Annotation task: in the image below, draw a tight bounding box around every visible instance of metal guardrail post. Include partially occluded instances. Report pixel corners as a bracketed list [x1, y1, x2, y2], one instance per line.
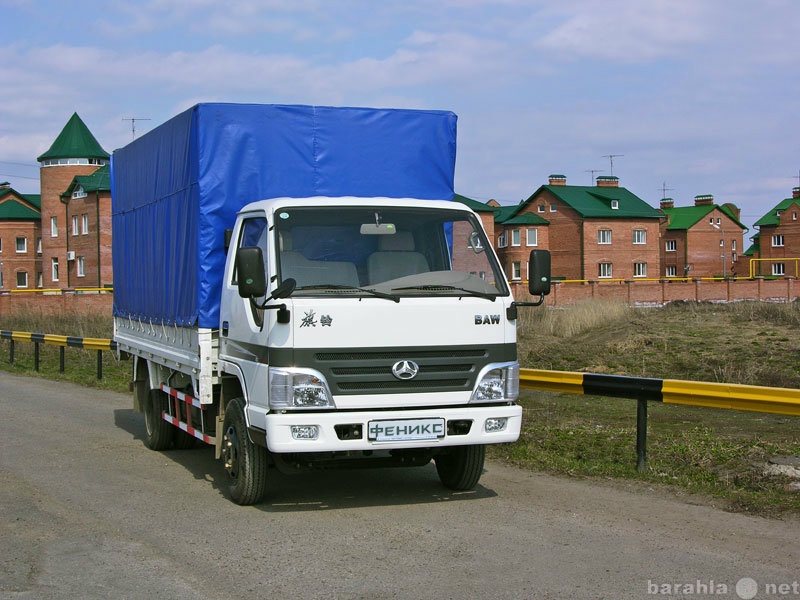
[9, 339, 14, 365]
[636, 398, 648, 472]
[34, 341, 40, 372]
[97, 350, 103, 380]
[60, 347, 66, 373]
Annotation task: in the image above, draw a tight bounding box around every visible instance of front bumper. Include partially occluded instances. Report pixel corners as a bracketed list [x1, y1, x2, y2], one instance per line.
[257, 404, 522, 453]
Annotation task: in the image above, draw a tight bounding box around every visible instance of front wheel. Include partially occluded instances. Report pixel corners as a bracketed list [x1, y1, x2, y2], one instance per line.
[221, 397, 268, 505]
[435, 444, 486, 490]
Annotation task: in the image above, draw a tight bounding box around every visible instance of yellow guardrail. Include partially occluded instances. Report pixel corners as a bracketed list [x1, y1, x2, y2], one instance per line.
[519, 368, 800, 470]
[0, 330, 115, 379]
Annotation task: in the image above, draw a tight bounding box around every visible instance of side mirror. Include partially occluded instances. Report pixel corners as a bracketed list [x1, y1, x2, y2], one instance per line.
[528, 249, 551, 297]
[236, 247, 267, 298]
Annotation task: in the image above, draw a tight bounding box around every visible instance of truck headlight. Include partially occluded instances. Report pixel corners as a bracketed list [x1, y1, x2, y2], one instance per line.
[269, 368, 335, 410]
[470, 362, 519, 403]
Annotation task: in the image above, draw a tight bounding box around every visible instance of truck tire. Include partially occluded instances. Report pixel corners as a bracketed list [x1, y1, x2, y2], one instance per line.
[173, 430, 197, 450]
[435, 444, 486, 490]
[221, 397, 268, 505]
[143, 389, 174, 451]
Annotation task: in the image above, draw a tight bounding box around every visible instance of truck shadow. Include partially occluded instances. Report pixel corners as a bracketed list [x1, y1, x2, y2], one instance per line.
[114, 408, 498, 511]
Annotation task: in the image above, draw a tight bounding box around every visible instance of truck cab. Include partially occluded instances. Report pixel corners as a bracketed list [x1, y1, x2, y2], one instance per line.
[216, 196, 547, 502]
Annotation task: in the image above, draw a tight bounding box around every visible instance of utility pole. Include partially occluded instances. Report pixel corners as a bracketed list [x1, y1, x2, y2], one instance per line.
[602, 154, 624, 176]
[122, 117, 151, 141]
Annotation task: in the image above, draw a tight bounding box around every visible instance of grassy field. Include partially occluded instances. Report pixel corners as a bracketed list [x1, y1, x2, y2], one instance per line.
[1, 302, 798, 516]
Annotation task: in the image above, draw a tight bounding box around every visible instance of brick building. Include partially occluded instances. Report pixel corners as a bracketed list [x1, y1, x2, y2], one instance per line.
[659, 194, 746, 278]
[0, 183, 42, 289]
[748, 187, 800, 277]
[513, 175, 663, 281]
[60, 165, 112, 288]
[36, 113, 110, 289]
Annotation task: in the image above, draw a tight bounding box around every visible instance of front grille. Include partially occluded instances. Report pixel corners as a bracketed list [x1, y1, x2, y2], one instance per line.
[314, 347, 489, 396]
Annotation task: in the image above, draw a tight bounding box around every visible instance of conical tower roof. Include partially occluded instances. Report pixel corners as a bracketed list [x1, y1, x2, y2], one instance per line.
[37, 112, 109, 162]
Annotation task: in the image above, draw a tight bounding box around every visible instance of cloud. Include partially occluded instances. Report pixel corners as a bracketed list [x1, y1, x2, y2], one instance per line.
[537, 0, 709, 62]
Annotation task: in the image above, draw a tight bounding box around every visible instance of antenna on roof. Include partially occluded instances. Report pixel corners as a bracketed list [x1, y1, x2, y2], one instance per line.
[660, 181, 674, 199]
[602, 154, 624, 176]
[122, 117, 151, 140]
[585, 169, 603, 184]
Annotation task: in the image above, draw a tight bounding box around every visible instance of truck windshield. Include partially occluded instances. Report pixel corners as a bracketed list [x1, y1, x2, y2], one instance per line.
[274, 205, 508, 299]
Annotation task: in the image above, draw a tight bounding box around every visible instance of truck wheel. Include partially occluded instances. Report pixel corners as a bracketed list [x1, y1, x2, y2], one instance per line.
[221, 397, 267, 505]
[173, 430, 197, 450]
[435, 444, 486, 490]
[143, 389, 174, 451]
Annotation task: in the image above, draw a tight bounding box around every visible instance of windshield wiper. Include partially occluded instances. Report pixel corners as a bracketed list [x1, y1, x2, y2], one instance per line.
[294, 284, 400, 303]
[391, 284, 497, 301]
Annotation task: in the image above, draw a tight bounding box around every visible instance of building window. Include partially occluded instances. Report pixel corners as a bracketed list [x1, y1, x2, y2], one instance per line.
[633, 230, 646, 245]
[498, 231, 507, 248]
[537, 205, 545, 213]
[732, 252, 737, 262]
[731, 240, 736, 251]
[0, 237, 3, 252]
[511, 229, 521, 247]
[77, 256, 85, 278]
[51, 216, 58, 237]
[550, 204, 557, 212]
[665, 266, 677, 277]
[634, 262, 647, 278]
[511, 261, 522, 280]
[772, 263, 785, 276]
[82, 214, 89, 235]
[772, 234, 785, 247]
[526, 228, 538, 246]
[51, 258, 59, 282]
[793, 212, 797, 221]
[16, 271, 28, 288]
[665, 239, 676, 252]
[15, 237, 27, 253]
[36, 238, 42, 254]
[598, 229, 612, 245]
[72, 215, 79, 236]
[611, 200, 619, 210]
[598, 263, 613, 278]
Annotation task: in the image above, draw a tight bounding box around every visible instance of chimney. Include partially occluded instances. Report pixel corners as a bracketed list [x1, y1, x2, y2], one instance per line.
[548, 174, 567, 186]
[694, 194, 714, 206]
[660, 198, 674, 210]
[722, 202, 741, 222]
[596, 175, 619, 188]
[793, 187, 800, 199]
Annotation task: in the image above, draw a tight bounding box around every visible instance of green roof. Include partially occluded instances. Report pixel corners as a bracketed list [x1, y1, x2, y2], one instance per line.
[500, 212, 549, 226]
[37, 113, 109, 162]
[453, 193, 497, 213]
[493, 204, 520, 223]
[0, 187, 41, 220]
[661, 204, 746, 231]
[526, 184, 662, 219]
[753, 197, 800, 227]
[61, 164, 110, 197]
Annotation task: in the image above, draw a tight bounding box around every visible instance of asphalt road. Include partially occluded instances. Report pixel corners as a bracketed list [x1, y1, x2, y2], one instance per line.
[1, 372, 797, 600]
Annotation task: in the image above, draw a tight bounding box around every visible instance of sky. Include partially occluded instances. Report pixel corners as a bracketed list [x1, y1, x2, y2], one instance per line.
[1, 0, 799, 236]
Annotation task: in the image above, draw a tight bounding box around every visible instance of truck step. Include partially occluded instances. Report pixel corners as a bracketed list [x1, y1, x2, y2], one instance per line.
[160, 384, 216, 445]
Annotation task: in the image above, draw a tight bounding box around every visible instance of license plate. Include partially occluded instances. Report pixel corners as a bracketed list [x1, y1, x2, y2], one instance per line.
[367, 418, 446, 442]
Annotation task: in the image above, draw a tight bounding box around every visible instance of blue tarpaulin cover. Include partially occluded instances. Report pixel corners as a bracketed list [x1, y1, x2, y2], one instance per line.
[111, 103, 457, 328]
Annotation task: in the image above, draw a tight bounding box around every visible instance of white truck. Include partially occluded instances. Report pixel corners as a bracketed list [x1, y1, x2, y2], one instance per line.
[112, 104, 550, 504]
